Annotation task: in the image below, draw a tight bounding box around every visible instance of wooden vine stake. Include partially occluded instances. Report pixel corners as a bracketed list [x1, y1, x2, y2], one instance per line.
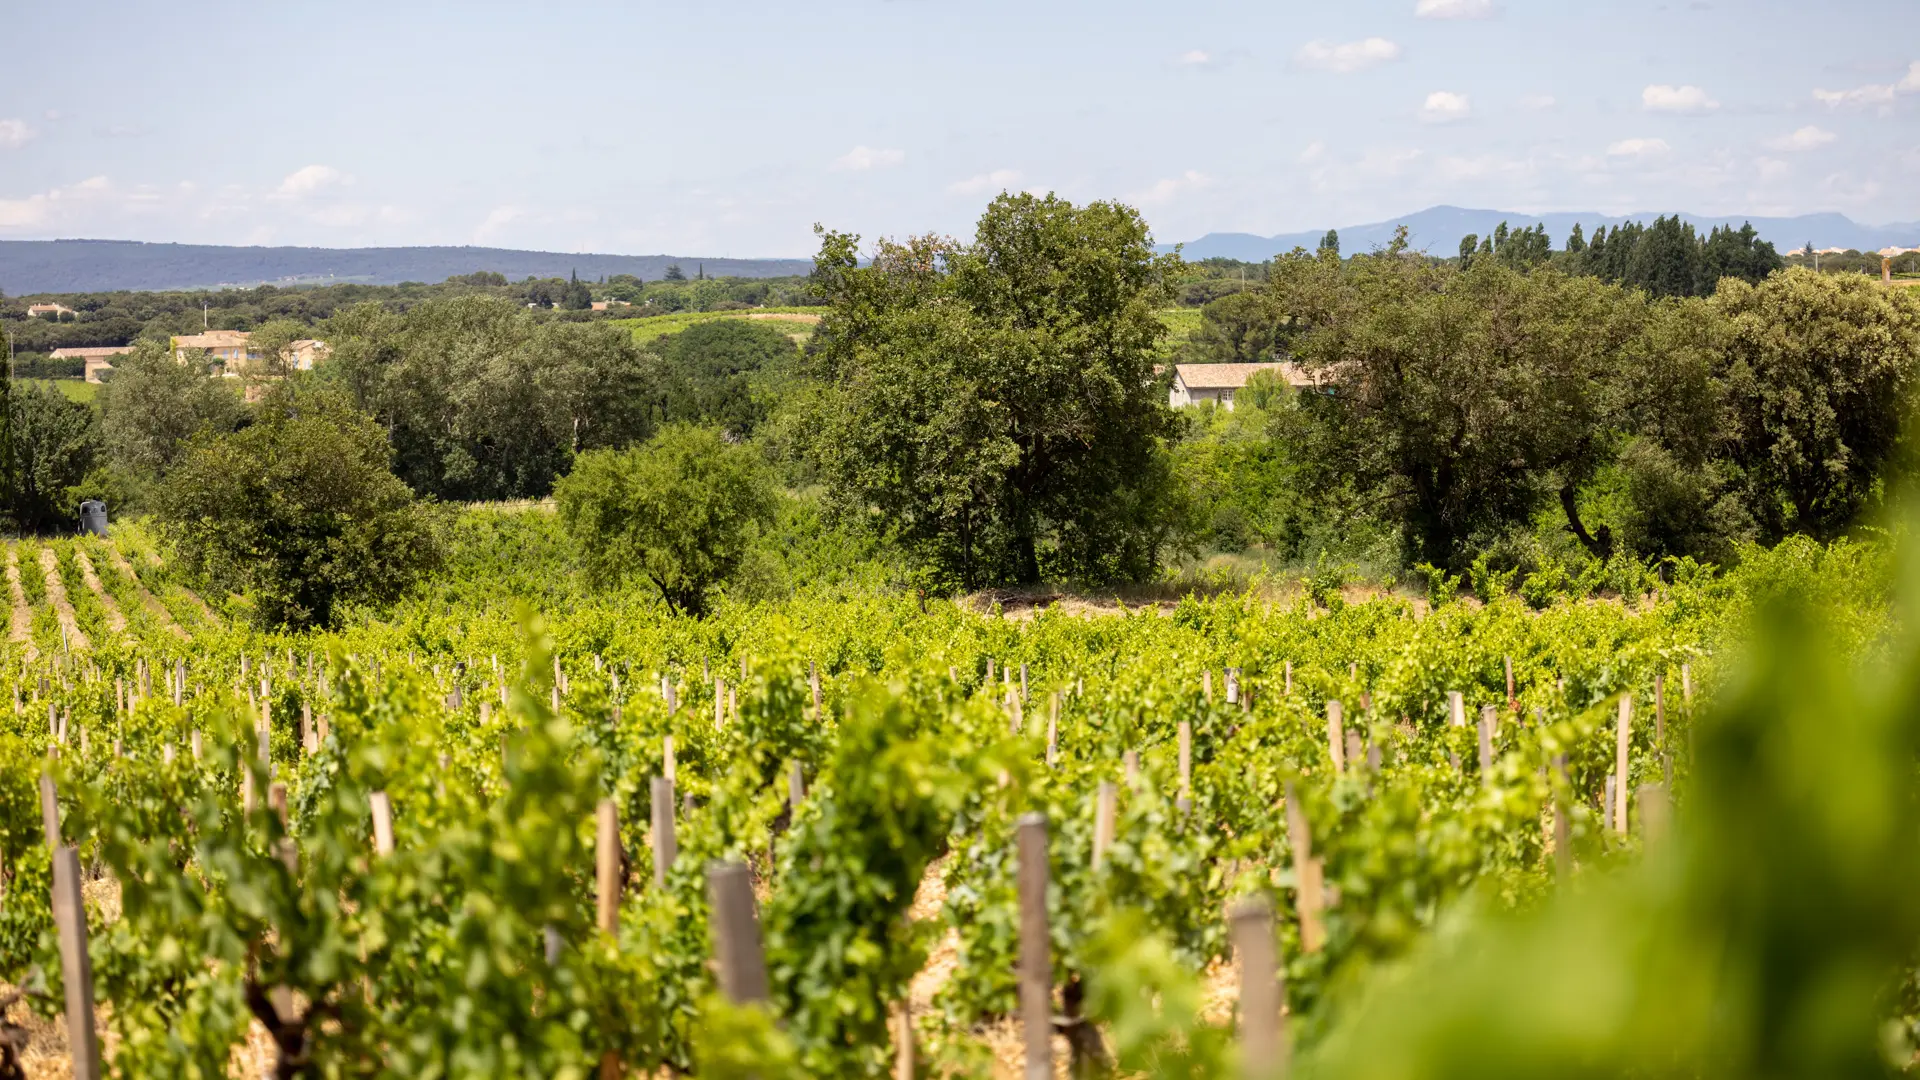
[1504, 655, 1516, 709]
[1177, 720, 1193, 808]
[1230, 893, 1287, 1080]
[1551, 754, 1572, 878]
[1203, 669, 1213, 701]
[38, 774, 59, 852]
[707, 861, 769, 1004]
[893, 1000, 916, 1080]
[651, 776, 677, 888]
[369, 791, 395, 856]
[596, 798, 622, 933]
[1015, 813, 1052, 1080]
[788, 761, 806, 809]
[1637, 783, 1671, 843]
[52, 843, 101, 1080]
[1283, 661, 1293, 696]
[1123, 749, 1140, 786]
[1092, 782, 1117, 870]
[1447, 691, 1465, 728]
[1284, 781, 1325, 953]
[1325, 701, 1345, 773]
[1654, 673, 1672, 786]
[1477, 706, 1495, 783]
[1614, 695, 1632, 835]
[1046, 693, 1059, 766]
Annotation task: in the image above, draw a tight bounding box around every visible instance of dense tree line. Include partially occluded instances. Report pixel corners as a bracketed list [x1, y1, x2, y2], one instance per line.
[1, 195, 1913, 616]
[1175, 234, 1920, 577]
[0, 272, 823, 359]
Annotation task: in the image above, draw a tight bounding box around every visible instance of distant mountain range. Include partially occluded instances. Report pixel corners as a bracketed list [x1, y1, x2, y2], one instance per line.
[1167, 206, 1920, 262]
[0, 240, 814, 295]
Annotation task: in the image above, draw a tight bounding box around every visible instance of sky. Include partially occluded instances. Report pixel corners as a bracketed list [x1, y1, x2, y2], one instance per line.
[0, 0, 1915, 258]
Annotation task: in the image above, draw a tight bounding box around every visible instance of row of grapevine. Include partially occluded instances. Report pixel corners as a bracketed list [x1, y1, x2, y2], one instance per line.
[0, 522, 1893, 1077]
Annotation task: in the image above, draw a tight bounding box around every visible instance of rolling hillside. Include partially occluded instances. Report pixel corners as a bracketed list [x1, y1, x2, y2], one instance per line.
[0, 239, 813, 294]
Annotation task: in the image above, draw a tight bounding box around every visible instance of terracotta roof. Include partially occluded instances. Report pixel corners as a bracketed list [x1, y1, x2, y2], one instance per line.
[1174, 362, 1310, 390]
[172, 330, 252, 349]
[49, 346, 133, 359]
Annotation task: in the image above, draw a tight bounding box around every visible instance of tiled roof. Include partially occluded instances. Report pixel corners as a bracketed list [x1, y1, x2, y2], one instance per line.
[49, 346, 134, 359]
[1174, 362, 1311, 390]
[172, 330, 252, 349]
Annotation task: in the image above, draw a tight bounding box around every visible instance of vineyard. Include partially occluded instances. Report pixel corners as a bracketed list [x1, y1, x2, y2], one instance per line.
[0, 509, 1910, 1079]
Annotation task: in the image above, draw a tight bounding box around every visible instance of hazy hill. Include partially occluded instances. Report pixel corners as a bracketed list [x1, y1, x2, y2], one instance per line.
[1169, 206, 1920, 262]
[0, 240, 814, 295]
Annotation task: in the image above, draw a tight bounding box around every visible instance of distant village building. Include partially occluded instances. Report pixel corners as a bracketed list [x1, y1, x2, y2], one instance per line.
[589, 300, 633, 311]
[50, 346, 135, 383]
[172, 330, 259, 369]
[288, 339, 331, 369]
[26, 303, 76, 319]
[170, 330, 329, 375]
[1168, 362, 1312, 410]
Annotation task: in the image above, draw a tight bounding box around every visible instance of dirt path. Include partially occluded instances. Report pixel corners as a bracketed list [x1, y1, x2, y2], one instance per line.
[72, 548, 126, 635]
[38, 548, 90, 652]
[99, 541, 188, 640]
[175, 584, 220, 627]
[4, 544, 33, 656]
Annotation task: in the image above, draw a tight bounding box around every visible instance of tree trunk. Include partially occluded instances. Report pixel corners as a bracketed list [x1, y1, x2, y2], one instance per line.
[1016, 530, 1041, 586]
[1558, 483, 1612, 561]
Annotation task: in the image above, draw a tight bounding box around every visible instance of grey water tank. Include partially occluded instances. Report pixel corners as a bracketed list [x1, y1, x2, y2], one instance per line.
[78, 500, 108, 537]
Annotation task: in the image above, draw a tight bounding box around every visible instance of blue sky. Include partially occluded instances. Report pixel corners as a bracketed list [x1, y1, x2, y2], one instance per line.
[0, 0, 1913, 257]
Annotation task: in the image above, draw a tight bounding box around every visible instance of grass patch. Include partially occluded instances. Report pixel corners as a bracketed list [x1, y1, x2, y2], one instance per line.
[20, 379, 99, 405]
[610, 307, 824, 346]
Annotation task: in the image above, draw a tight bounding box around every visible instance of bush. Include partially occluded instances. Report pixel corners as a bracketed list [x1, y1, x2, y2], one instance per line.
[156, 382, 442, 629]
[553, 424, 776, 616]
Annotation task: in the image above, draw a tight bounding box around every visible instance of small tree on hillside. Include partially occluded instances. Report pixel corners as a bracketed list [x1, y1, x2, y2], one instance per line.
[156, 382, 442, 628]
[553, 424, 776, 616]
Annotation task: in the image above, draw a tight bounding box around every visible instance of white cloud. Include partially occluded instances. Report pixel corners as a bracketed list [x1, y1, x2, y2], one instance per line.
[1814, 84, 1896, 108]
[1764, 126, 1837, 152]
[1642, 84, 1719, 114]
[1814, 61, 1920, 108]
[1128, 170, 1209, 206]
[0, 120, 36, 149]
[0, 176, 112, 229]
[275, 164, 349, 198]
[1299, 141, 1326, 163]
[1607, 137, 1671, 158]
[948, 169, 1021, 196]
[1520, 93, 1557, 111]
[1415, 0, 1494, 18]
[1420, 91, 1472, 122]
[1295, 38, 1401, 74]
[1176, 49, 1212, 66]
[832, 145, 905, 171]
[474, 204, 525, 242]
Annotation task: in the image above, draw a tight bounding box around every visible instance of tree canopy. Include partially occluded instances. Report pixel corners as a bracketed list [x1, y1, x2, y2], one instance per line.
[553, 424, 776, 616]
[318, 296, 657, 501]
[156, 382, 443, 629]
[803, 193, 1184, 590]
